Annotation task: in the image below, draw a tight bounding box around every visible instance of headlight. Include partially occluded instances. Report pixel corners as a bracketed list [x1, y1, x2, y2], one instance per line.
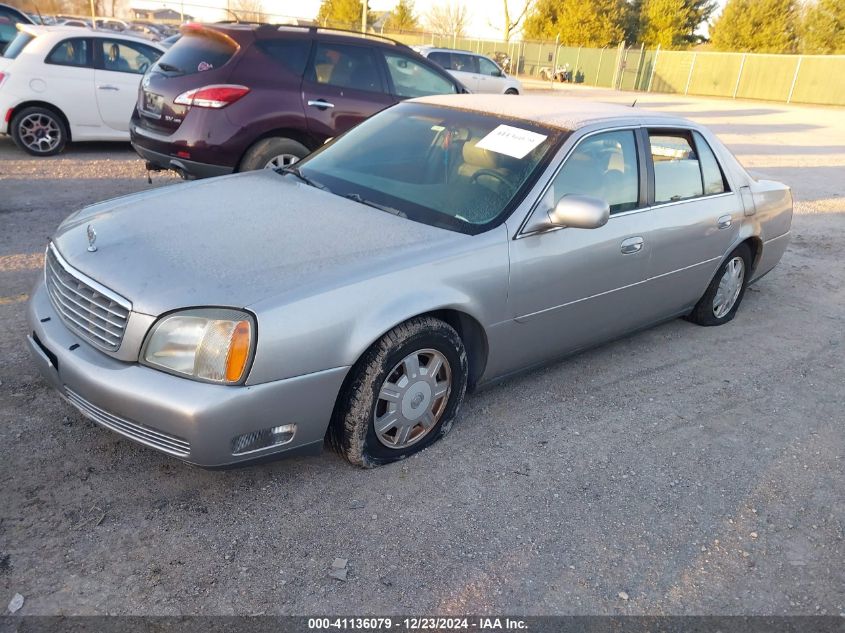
[142, 308, 255, 384]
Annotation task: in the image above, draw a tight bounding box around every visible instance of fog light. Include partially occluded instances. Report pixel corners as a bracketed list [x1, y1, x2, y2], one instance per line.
[231, 424, 296, 455]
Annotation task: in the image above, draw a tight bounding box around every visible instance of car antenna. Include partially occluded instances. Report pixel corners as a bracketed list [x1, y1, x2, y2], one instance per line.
[630, 99, 638, 107]
[34, 3, 45, 23]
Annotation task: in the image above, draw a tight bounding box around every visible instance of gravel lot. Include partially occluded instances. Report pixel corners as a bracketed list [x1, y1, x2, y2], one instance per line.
[1, 88, 843, 616]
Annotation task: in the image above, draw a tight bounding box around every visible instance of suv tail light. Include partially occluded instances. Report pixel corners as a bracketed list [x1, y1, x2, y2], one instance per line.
[174, 84, 249, 109]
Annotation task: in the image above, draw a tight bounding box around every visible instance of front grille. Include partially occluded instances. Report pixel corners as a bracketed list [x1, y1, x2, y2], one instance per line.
[65, 388, 191, 457]
[45, 244, 131, 352]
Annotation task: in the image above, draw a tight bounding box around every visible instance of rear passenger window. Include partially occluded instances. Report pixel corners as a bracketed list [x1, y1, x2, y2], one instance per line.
[256, 39, 311, 76]
[693, 131, 729, 194]
[98, 39, 160, 74]
[552, 130, 639, 214]
[649, 131, 703, 203]
[310, 43, 383, 93]
[383, 51, 457, 98]
[46, 38, 90, 67]
[428, 51, 450, 68]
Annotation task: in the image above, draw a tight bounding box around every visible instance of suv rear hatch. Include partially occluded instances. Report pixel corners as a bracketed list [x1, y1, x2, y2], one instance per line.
[136, 24, 247, 134]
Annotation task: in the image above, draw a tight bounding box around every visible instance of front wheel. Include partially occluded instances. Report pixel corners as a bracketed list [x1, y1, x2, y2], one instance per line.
[331, 316, 468, 468]
[686, 243, 752, 326]
[505, 88, 519, 95]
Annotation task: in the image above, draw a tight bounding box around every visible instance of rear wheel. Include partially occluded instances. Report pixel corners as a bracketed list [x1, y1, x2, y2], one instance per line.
[505, 88, 519, 95]
[687, 243, 752, 326]
[238, 137, 309, 172]
[11, 106, 68, 156]
[330, 316, 468, 468]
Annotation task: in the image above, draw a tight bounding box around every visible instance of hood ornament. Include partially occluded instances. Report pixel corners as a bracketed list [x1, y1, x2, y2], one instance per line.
[87, 224, 97, 252]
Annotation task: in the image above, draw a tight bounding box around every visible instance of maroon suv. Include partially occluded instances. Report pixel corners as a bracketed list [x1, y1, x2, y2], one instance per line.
[130, 23, 468, 179]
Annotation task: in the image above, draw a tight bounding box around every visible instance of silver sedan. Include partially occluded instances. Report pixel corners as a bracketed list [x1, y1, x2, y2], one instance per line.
[26, 95, 793, 468]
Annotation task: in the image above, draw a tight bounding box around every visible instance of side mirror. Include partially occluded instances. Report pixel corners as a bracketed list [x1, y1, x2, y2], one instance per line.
[548, 194, 610, 229]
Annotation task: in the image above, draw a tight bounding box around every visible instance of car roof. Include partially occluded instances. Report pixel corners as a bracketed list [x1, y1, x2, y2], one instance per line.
[18, 23, 165, 47]
[410, 94, 694, 131]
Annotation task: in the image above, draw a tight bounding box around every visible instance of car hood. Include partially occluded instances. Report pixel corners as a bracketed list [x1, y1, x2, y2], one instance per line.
[53, 171, 461, 316]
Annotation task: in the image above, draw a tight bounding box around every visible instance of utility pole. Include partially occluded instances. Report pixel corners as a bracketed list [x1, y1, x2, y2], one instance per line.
[90, 0, 96, 25]
[361, 0, 367, 33]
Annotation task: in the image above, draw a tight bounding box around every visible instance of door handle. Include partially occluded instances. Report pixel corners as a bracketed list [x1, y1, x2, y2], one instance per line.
[307, 99, 335, 109]
[97, 85, 119, 91]
[717, 214, 732, 229]
[620, 236, 644, 254]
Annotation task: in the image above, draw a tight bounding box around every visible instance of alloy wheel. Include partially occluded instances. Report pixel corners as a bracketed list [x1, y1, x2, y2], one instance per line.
[19, 113, 61, 154]
[264, 154, 300, 169]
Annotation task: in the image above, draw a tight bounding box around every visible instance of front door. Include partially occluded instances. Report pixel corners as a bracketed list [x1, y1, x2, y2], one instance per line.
[301, 41, 395, 141]
[94, 38, 161, 131]
[507, 129, 663, 370]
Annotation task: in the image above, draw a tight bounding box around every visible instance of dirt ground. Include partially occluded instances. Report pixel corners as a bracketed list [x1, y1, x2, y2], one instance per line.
[1, 87, 843, 616]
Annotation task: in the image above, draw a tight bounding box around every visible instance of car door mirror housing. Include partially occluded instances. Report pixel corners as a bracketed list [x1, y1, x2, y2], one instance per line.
[548, 194, 610, 229]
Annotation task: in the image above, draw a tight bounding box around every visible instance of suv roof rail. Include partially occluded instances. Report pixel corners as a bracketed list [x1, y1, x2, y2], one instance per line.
[253, 22, 405, 46]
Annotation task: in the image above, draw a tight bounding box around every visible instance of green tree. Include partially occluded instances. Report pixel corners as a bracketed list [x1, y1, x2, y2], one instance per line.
[639, 0, 714, 47]
[523, 0, 627, 46]
[710, 0, 799, 53]
[384, 0, 419, 31]
[801, 0, 845, 54]
[317, 0, 369, 28]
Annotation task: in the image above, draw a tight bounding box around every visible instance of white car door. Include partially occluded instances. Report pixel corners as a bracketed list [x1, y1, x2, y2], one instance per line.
[476, 56, 507, 93]
[39, 37, 101, 131]
[93, 37, 161, 132]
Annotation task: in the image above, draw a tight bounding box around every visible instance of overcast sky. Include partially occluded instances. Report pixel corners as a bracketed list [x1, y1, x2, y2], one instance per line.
[131, 0, 728, 40]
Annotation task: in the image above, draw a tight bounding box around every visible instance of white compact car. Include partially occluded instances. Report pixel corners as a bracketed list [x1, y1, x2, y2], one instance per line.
[413, 46, 522, 95]
[0, 25, 164, 155]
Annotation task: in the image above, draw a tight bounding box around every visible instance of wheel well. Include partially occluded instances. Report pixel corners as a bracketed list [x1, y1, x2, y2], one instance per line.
[236, 127, 318, 170]
[9, 101, 72, 141]
[742, 236, 763, 274]
[426, 309, 489, 391]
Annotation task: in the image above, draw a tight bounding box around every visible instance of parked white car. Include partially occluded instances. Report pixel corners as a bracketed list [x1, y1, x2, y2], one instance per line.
[0, 25, 164, 155]
[413, 46, 522, 95]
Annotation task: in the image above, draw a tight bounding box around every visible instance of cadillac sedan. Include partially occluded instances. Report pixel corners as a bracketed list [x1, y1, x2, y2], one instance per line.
[26, 95, 793, 468]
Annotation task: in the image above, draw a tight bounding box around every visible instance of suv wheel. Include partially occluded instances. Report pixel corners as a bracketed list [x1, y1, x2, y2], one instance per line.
[239, 137, 310, 172]
[11, 106, 68, 156]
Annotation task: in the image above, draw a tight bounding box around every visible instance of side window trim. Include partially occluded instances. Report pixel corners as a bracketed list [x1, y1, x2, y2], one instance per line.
[691, 129, 731, 194]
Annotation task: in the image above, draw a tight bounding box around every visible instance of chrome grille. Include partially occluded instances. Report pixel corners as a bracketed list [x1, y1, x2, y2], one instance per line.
[65, 388, 191, 457]
[45, 244, 131, 352]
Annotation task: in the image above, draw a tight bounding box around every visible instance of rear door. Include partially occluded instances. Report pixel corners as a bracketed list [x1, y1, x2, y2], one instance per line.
[93, 37, 161, 131]
[641, 127, 741, 313]
[301, 41, 394, 141]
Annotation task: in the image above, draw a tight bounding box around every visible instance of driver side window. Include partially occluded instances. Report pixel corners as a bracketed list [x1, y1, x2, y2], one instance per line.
[550, 130, 639, 214]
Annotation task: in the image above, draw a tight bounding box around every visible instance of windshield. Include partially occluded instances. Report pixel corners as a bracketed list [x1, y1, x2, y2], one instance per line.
[295, 103, 564, 234]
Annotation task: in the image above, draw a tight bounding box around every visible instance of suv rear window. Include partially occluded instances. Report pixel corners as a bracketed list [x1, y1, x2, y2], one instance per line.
[2, 31, 33, 58]
[153, 31, 236, 76]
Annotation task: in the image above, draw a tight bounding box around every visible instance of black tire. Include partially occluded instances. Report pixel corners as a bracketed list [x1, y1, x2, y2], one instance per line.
[330, 316, 468, 468]
[10, 106, 68, 156]
[686, 243, 752, 326]
[238, 137, 310, 171]
[505, 88, 519, 95]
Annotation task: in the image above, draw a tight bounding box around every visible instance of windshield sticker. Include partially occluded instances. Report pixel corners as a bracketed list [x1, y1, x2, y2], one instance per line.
[476, 125, 548, 159]
[197, 61, 213, 72]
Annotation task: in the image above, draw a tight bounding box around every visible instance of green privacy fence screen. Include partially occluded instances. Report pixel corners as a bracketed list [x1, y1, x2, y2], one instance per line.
[383, 30, 845, 106]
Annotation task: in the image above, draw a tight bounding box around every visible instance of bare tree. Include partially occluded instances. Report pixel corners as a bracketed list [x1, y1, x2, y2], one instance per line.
[233, 0, 264, 22]
[502, 0, 533, 41]
[425, 1, 470, 37]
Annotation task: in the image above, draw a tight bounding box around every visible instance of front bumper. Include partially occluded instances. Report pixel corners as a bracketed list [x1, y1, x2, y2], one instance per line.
[26, 281, 349, 468]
